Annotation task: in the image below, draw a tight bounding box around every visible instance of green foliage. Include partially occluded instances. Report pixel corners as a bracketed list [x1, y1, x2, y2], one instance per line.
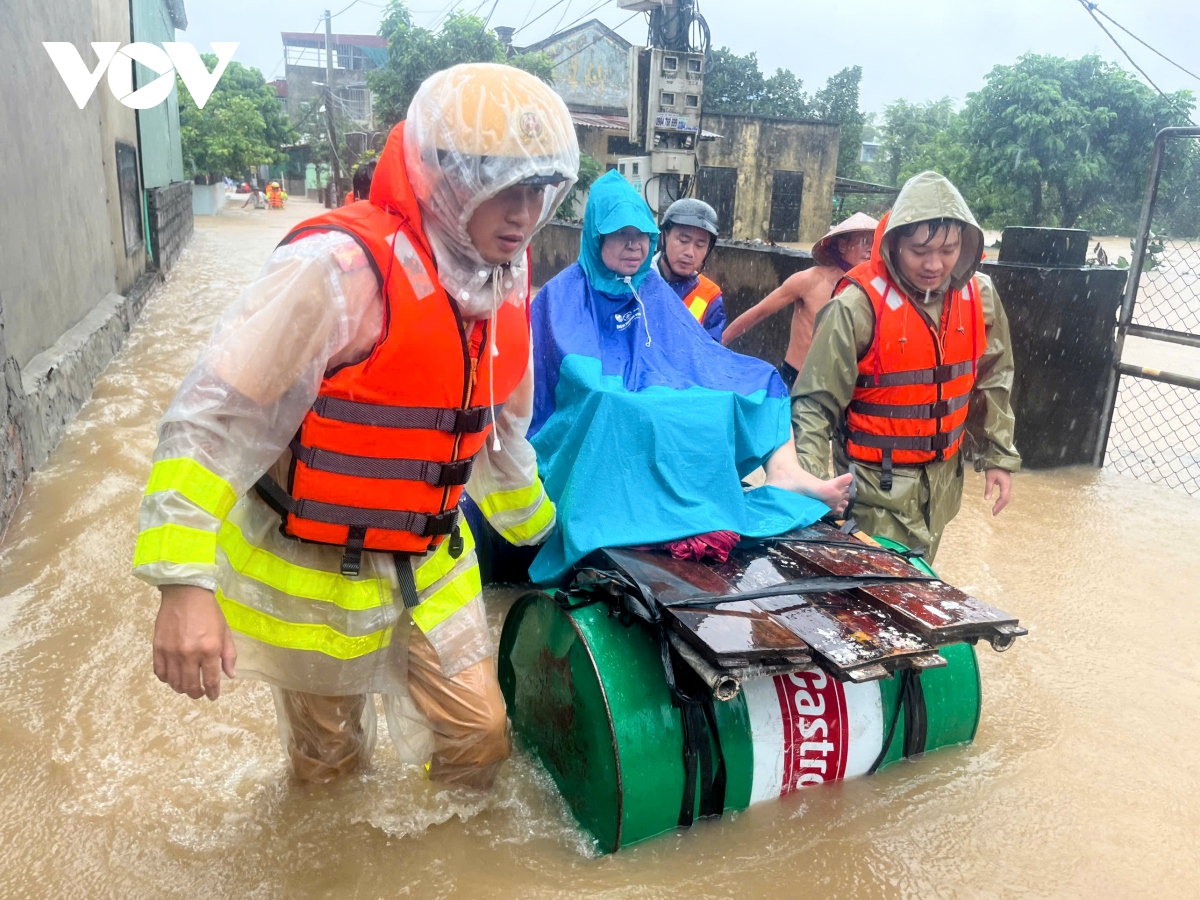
[958, 54, 1193, 228]
[368, 1, 554, 128]
[871, 54, 1199, 236]
[812, 65, 866, 179]
[555, 153, 603, 221]
[704, 50, 864, 176]
[178, 57, 297, 180]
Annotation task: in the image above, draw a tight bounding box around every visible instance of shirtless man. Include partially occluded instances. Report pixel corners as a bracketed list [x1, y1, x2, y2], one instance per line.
[722, 212, 878, 389]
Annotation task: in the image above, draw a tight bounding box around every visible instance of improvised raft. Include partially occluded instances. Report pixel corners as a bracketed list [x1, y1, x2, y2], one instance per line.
[497, 521, 1026, 853]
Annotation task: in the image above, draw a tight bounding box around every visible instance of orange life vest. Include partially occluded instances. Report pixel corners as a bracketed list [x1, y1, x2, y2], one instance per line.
[839, 216, 985, 490]
[255, 123, 531, 575]
[342, 191, 356, 206]
[683, 273, 722, 323]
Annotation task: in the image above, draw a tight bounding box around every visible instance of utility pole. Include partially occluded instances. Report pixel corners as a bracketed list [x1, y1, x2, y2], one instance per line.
[324, 9, 342, 207]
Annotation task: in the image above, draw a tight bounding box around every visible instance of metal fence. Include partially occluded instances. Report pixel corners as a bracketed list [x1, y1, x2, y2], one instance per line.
[1098, 127, 1200, 495]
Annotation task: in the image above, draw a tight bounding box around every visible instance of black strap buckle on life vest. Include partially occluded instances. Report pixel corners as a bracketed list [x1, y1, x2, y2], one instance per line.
[288, 440, 475, 488]
[341, 526, 367, 577]
[848, 393, 970, 420]
[394, 555, 421, 609]
[855, 360, 974, 389]
[311, 396, 495, 435]
[255, 475, 460, 537]
[448, 524, 464, 559]
[845, 422, 967, 454]
[881, 450, 893, 492]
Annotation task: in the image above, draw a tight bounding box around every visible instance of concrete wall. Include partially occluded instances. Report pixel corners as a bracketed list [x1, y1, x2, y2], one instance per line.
[697, 114, 840, 244]
[0, 0, 148, 368]
[147, 182, 195, 271]
[526, 22, 629, 114]
[983, 261, 1127, 469]
[0, 0, 175, 538]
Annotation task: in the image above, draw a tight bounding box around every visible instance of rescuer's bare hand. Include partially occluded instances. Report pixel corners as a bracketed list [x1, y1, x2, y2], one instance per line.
[984, 468, 1013, 516]
[153, 585, 237, 701]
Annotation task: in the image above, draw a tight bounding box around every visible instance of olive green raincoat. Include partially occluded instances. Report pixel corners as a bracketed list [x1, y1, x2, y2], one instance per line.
[791, 171, 1020, 559]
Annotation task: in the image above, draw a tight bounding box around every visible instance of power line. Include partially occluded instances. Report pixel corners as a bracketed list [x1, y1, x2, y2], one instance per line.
[553, 0, 576, 35]
[555, 0, 614, 38]
[1076, 0, 1196, 126]
[1085, 2, 1200, 84]
[512, 0, 574, 38]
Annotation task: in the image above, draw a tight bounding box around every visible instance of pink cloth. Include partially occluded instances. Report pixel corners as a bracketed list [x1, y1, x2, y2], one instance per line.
[663, 530, 741, 563]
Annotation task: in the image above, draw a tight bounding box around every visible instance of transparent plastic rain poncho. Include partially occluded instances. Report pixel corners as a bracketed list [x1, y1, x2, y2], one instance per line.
[402, 62, 579, 316]
[133, 64, 579, 778]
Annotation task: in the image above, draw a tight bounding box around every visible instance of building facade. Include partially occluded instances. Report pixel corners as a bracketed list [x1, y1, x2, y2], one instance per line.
[280, 31, 386, 130]
[1, 0, 189, 534]
[513, 19, 841, 243]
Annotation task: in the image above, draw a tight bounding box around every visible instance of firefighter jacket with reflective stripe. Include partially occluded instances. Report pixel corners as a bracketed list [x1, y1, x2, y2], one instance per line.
[841, 258, 985, 478]
[264, 200, 531, 560]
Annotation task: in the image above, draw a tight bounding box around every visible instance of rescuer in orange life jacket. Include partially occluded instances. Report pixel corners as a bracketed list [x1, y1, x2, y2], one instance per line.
[654, 198, 726, 341]
[132, 64, 579, 788]
[791, 171, 1021, 560]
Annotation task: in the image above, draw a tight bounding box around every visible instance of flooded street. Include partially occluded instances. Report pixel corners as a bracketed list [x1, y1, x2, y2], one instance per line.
[1, 199, 1198, 898]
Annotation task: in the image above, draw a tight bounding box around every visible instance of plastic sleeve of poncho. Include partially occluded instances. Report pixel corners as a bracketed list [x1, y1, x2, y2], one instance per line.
[790, 276, 1021, 477]
[132, 230, 551, 589]
[463, 342, 556, 546]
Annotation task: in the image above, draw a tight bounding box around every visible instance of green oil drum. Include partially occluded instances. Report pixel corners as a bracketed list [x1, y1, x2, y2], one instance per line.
[498, 591, 981, 853]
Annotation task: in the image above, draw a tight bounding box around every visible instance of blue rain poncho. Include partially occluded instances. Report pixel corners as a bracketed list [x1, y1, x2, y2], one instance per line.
[527, 171, 827, 583]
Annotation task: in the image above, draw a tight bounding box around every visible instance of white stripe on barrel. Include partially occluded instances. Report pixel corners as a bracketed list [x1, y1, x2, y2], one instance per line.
[744, 670, 885, 803]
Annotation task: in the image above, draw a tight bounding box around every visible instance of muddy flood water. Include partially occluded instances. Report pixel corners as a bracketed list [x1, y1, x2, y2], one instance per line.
[1, 199, 1197, 898]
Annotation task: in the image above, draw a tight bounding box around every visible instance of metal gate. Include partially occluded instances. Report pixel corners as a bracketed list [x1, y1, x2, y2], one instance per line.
[1097, 127, 1200, 494]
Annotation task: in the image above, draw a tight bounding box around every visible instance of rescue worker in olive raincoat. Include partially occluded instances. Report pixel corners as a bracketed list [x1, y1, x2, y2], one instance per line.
[132, 64, 579, 788]
[791, 171, 1020, 560]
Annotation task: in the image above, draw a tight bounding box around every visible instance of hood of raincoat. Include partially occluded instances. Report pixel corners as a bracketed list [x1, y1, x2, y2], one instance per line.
[579, 170, 660, 297]
[878, 170, 984, 298]
[374, 63, 579, 318]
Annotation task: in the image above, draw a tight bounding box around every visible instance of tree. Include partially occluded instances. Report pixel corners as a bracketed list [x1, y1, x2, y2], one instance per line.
[877, 98, 958, 186]
[369, 2, 554, 128]
[555, 153, 603, 221]
[812, 66, 865, 179]
[704, 48, 809, 119]
[703, 51, 865, 176]
[178, 57, 297, 180]
[959, 54, 1194, 227]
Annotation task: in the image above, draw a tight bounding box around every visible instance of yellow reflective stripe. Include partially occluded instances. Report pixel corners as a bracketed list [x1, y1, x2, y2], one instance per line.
[412, 566, 481, 633]
[216, 588, 391, 661]
[478, 482, 544, 518]
[496, 494, 555, 544]
[216, 520, 390, 611]
[145, 458, 238, 520]
[414, 519, 476, 592]
[133, 523, 217, 569]
[688, 297, 710, 321]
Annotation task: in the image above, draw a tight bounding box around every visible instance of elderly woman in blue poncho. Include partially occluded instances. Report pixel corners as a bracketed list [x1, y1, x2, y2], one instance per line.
[515, 172, 851, 583]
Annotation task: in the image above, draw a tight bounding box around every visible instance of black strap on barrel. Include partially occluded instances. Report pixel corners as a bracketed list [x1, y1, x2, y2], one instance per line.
[867, 669, 930, 775]
[290, 440, 473, 486]
[311, 396, 494, 434]
[855, 360, 974, 388]
[672, 663, 727, 827]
